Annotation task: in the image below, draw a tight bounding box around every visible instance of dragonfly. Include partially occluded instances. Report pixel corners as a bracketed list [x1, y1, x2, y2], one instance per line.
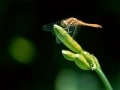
[42, 17, 102, 44]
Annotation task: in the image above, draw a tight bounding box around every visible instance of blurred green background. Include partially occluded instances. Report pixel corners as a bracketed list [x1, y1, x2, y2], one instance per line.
[0, 0, 120, 90]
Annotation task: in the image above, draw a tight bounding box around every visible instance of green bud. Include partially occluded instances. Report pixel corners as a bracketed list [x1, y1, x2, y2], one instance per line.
[74, 54, 91, 70]
[62, 50, 91, 70]
[54, 24, 83, 53]
[82, 51, 100, 70]
[91, 55, 101, 68]
[62, 50, 76, 61]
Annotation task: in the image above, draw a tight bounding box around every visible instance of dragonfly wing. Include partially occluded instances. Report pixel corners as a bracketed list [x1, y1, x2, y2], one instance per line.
[42, 23, 55, 35]
[55, 37, 61, 44]
[42, 21, 62, 44]
[42, 21, 61, 35]
[72, 26, 81, 38]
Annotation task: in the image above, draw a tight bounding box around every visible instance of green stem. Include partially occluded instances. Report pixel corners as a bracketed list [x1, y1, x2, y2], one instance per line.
[95, 68, 113, 90]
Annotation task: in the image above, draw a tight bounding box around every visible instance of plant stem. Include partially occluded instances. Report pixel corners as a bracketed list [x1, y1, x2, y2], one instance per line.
[95, 68, 113, 90]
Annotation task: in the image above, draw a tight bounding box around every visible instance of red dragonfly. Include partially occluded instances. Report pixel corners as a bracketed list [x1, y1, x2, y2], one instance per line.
[42, 17, 102, 44]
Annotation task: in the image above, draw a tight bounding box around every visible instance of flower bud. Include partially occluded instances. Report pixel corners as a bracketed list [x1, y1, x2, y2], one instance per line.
[62, 50, 76, 61]
[54, 24, 83, 53]
[62, 50, 91, 70]
[82, 51, 99, 70]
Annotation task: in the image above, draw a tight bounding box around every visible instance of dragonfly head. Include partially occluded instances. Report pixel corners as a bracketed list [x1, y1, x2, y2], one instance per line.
[61, 20, 68, 28]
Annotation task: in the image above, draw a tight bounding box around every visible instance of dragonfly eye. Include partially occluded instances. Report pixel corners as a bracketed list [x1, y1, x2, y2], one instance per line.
[61, 20, 68, 28]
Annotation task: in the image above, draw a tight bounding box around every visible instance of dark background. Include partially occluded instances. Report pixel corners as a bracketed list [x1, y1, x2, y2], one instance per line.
[0, 0, 120, 90]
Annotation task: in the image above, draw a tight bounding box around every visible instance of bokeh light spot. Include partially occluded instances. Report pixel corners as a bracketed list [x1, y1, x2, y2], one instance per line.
[55, 69, 78, 90]
[8, 36, 36, 64]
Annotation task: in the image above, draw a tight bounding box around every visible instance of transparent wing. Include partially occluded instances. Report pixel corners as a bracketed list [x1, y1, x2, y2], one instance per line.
[42, 21, 63, 44]
[42, 21, 61, 35]
[55, 37, 61, 44]
[42, 20, 81, 44]
[68, 25, 81, 38]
